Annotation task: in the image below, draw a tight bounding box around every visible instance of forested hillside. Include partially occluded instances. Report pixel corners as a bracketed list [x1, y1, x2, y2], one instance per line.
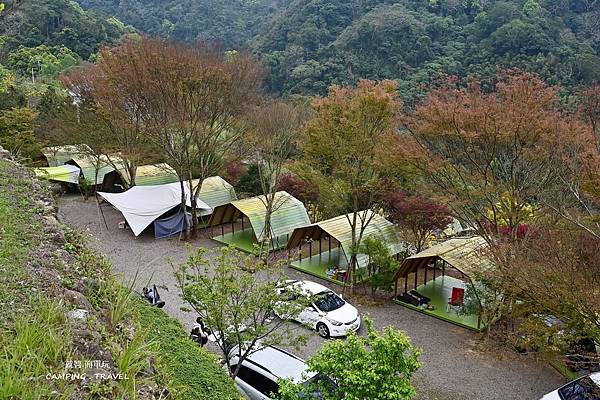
[0, 0, 132, 107]
[256, 0, 600, 99]
[73, 0, 600, 101]
[0, 0, 133, 161]
[76, 0, 291, 48]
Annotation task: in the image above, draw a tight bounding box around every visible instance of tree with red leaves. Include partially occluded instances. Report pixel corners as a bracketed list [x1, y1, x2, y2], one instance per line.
[278, 172, 320, 220]
[278, 172, 318, 203]
[387, 191, 452, 252]
[401, 70, 586, 244]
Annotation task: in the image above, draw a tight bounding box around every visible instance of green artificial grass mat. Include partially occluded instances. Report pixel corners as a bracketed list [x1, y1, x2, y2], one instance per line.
[289, 248, 367, 287]
[394, 276, 485, 331]
[212, 229, 290, 253]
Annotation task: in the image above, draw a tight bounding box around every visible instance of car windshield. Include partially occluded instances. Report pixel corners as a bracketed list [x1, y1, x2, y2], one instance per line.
[314, 291, 345, 312]
[558, 376, 600, 400]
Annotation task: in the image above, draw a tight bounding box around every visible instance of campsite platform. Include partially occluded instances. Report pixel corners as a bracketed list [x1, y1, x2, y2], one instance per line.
[394, 275, 484, 331]
[212, 229, 290, 254]
[289, 248, 365, 286]
[212, 229, 258, 253]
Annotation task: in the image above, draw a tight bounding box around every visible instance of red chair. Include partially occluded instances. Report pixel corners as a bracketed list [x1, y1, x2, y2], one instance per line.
[447, 287, 465, 312]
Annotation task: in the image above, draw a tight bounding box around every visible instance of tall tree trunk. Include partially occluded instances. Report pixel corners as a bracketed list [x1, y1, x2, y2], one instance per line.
[128, 163, 136, 188]
[179, 178, 189, 240]
[260, 191, 275, 264]
[347, 211, 359, 294]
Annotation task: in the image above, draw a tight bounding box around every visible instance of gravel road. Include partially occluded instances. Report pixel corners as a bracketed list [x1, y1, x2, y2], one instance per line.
[58, 194, 565, 400]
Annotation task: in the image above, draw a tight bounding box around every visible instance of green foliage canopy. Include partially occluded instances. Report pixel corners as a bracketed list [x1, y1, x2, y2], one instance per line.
[279, 317, 421, 400]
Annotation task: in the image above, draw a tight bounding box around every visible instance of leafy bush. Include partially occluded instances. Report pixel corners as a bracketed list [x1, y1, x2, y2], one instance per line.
[359, 237, 405, 296]
[279, 317, 421, 400]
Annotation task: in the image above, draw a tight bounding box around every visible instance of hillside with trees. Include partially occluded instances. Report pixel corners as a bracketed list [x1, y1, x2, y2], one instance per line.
[75, 0, 291, 48]
[0, 0, 133, 161]
[73, 0, 600, 101]
[2, 1, 600, 397]
[255, 0, 600, 100]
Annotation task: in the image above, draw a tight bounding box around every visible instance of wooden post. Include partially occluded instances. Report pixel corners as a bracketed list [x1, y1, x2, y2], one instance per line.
[442, 259, 446, 277]
[414, 268, 418, 290]
[424, 264, 428, 284]
[221, 224, 224, 236]
[299, 244, 302, 262]
[328, 235, 331, 254]
[309, 240, 312, 257]
[404, 275, 408, 293]
[319, 237, 322, 255]
[231, 220, 235, 234]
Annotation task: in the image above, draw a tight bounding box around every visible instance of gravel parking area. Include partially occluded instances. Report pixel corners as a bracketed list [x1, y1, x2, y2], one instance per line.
[59, 194, 564, 400]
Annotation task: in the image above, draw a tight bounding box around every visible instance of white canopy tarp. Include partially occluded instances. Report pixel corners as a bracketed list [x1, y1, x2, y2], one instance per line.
[99, 182, 211, 236]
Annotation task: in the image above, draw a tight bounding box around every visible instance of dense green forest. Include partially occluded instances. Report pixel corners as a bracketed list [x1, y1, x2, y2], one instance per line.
[2, 0, 600, 102]
[0, 0, 132, 108]
[72, 0, 600, 101]
[255, 0, 600, 99]
[76, 0, 291, 49]
[0, 0, 133, 159]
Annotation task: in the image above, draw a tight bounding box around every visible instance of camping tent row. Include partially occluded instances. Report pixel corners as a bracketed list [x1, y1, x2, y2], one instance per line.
[287, 210, 406, 270]
[208, 199, 407, 285]
[40, 145, 124, 186]
[42, 145, 124, 185]
[285, 211, 406, 284]
[394, 236, 491, 284]
[39, 145, 181, 189]
[99, 176, 237, 239]
[42, 144, 93, 167]
[101, 163, 179, 191]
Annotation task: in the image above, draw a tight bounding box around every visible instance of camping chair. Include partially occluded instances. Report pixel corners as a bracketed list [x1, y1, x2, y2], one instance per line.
[335, 269, 348, 282]
[446, 287, 464, 312]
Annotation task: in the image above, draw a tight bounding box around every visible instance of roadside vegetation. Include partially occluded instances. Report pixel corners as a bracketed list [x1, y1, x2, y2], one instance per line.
[0, 155, 237, 399]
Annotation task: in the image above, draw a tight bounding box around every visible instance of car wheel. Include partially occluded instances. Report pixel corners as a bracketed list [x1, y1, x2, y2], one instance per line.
[316, 322, 330, 338]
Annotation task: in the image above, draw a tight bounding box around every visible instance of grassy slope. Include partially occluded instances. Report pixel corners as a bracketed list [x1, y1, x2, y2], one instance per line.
[137, 303, 239, 399]
[0, 157, 238, 399]
[0, 158, 75, 399]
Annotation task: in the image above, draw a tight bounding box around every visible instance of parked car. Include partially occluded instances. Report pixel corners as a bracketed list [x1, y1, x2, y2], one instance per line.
[541, 372, 600, 399]
[274, 280, 360, 338]
[227, 344, 337, 400]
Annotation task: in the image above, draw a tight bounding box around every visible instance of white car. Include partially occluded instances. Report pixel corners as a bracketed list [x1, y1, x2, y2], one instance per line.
[274, 280, 361, 338]
[541, 372, 600, 399]
[227, 344, 337, 400]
